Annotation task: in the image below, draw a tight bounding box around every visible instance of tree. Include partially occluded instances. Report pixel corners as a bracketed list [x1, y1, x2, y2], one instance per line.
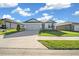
[2, 24, 6, 29]
[0, 20, 3, 25]
[16, 24, 21, 32]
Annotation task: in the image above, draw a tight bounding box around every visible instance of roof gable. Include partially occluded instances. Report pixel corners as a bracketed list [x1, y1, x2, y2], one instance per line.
[24, 18, 41, 23]
[24, 18, 56, 23]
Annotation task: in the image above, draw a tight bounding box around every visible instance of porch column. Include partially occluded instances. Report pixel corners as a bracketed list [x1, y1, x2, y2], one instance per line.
[52, 23, 54, 30]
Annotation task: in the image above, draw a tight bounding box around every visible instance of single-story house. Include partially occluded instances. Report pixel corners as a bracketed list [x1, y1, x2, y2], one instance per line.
[24, 18, 56, 30]
[0, 18, 24, 29]
[55, 22, 79, 31]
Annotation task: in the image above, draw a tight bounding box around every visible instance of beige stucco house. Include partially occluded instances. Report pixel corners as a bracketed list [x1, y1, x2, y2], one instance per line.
[0, 18, 24, 29]
[55, 22, 79, 31]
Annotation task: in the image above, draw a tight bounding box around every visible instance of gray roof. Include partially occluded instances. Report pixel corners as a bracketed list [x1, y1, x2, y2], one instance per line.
[55, 22, 79, 26]
[1, 18, 24, 25]
[24, 18, 56, 23]
[25, 18, 41, 23]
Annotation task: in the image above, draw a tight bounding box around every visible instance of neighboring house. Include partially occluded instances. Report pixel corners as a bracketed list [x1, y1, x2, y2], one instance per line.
[0, 18, 24, 29]
[55, 22, 79, 31]
[24, 18, 56, 30]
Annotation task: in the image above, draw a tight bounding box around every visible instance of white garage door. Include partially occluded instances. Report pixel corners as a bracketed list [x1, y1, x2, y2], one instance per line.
[24, 23, 42, 30]
[74, 25, 79, 31]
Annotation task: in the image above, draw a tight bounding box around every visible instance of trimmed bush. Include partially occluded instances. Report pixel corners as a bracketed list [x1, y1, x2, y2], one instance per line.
[16, 24, 21, 32]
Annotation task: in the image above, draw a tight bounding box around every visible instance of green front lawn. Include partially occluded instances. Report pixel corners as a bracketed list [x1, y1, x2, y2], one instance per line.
[39, 40, 79, 49]
[5, 29, 18, 35]
[0, 29, 18, 35]
[39, 30, 79, 36]
[0, 31, 4, 35]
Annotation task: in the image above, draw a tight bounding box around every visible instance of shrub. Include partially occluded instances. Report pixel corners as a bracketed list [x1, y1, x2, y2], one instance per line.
[16, 24, 21, 32]
[2, 25, 6, 29]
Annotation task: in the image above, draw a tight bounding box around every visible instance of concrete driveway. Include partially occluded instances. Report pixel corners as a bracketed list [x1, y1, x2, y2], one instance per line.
[0, 30, 47, 49]
[4, 30, 39, 38]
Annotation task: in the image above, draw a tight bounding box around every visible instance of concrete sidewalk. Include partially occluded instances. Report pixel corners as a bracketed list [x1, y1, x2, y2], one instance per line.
[0, 49, 79, 56]
[37, 36, 79, 40]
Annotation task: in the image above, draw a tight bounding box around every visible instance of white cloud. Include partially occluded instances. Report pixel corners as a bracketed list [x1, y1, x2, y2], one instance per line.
[24, 8, 31, 11]
[2, 14, 22, 22]
[37, 13, 53, 22]
[43, 13, 48, 16]
[53, 17, 66, 23]
[55, 20, 66, 23]
[16, 20, 21, 22]
[53, 18, 66, 23]
[2, 14, 15, 20]
[42, 3, 71, 10]
[73, 11, 79, 16]
[0, 3, 18, 7]
[35, 10, 39, 14]
[37, 13, 66, 23]
[35, 3, 71, 13]
[12, 7, 32, 16]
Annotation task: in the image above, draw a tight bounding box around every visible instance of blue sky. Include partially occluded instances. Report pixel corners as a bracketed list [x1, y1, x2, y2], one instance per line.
[0, 3, 79, 23]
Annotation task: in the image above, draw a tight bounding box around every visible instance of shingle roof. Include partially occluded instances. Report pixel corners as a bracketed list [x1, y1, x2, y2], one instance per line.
[55, 22, 79, 26]
[24, 18, 41, 23]
[24, 18, 56, 23]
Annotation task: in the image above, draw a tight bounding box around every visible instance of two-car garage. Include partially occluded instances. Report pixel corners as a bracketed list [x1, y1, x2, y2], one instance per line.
[24, 23, 42, 30]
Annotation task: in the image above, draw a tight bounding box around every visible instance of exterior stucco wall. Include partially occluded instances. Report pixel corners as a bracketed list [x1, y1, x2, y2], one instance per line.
[56, 24, 74, 31]
[6, 22, 11, 28]
[44, 23, 52, 30]
[74, 24, 79, 31]
[10, 23, 17, 28]
[6, 22, 17, 29]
